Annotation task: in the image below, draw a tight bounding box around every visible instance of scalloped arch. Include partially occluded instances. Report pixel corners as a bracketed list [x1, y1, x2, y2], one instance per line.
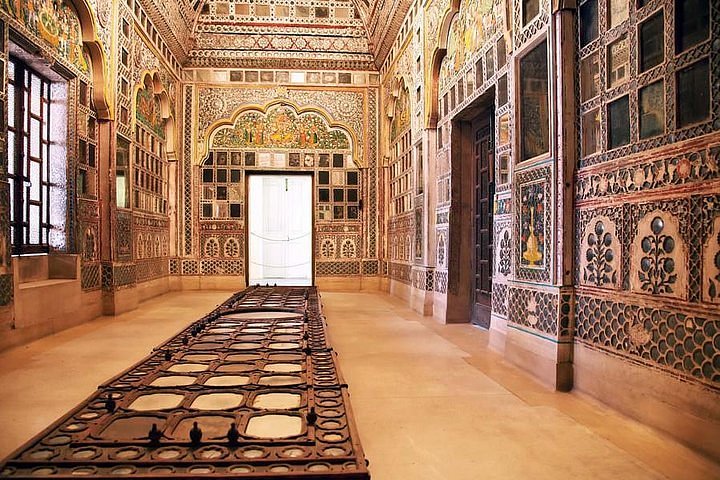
[202, 99, 363, 167]
[134, 70, 176, 154]
[425, 0, 462, 128]
[68, 0, 112, 119]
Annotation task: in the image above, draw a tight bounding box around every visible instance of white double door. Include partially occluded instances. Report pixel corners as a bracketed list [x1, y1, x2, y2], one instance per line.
[248, 174, 313, 286]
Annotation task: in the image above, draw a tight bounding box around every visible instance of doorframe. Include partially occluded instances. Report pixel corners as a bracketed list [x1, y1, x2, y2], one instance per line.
[470, 116, 494, 328]
[244, 170, 316, 286]
[445, 89, 495, 324]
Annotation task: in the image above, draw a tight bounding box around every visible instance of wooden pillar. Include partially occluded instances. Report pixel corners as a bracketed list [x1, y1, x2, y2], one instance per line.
[552, 0, 579, 391]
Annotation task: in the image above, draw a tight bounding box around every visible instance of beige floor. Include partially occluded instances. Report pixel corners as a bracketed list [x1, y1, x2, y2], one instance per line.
[0, 290, 718, 479]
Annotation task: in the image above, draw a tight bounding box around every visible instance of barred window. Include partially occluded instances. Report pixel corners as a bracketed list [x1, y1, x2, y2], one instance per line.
[8, 58, 54, 253]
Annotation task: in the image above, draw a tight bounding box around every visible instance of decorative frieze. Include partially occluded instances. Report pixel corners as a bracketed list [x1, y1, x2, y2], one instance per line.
[576, 144, 720, 202]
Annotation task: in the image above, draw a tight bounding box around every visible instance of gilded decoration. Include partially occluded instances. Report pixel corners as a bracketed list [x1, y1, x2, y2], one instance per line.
[519, 182, 545, 269]
[211, 106, 350, 151]
[439, 0, 499, 89]
[0, 0, 87, 72]
[136, 84, 165, 139]
[515, 166, 552, 283]
[390, 87, 410, 142]
[630, 211, 688, 299]
[197, 87, 365, 163]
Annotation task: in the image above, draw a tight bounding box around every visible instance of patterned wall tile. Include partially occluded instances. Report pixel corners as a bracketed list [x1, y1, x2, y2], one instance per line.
[0, 274, 13, 306]
[388, 262, 412, 284]
[576, 294, 719, 387]
[508, 286, 558, 336]
[491, 282, 508, 317]
[316, 261, 361, 276]
[81, 263, 101, 291]
[434, 270, 448, 294]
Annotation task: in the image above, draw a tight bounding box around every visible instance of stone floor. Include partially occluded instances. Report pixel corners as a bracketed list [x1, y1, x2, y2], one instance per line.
[0, 290, 718, 479]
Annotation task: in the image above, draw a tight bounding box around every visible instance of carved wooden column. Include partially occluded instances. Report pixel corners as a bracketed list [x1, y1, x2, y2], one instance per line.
[552, 0, 578, 390]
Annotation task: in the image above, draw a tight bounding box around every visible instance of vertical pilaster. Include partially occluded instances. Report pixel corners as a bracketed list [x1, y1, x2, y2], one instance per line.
[552, 0, 578, 390]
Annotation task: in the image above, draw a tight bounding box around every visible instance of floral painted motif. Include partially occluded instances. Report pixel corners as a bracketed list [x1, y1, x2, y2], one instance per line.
[320, 238, 336, 259]
[704, 216, 720, 303]
[638, 216, 677, 294]
[576, 145, 720, 201]
[212, 106, 350, 150]
[520, 182, 545, 268]
[583, 220, 617, 287]
[498, 229, 511, 275]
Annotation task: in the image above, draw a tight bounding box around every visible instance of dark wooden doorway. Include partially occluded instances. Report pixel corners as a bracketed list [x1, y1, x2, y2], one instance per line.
[471, 117, 494, 328]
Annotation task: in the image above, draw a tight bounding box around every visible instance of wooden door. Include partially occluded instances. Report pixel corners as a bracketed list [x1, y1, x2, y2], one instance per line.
[471, 120, 494, 328]
[247, 174, 313, 286]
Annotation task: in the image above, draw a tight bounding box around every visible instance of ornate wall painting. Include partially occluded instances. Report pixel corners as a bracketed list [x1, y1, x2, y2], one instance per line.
[608, 0, 629, 29]
[630, 211, 687, 299]
[498, 113, 510, 145]
[390, 87, 410, 142]
[212, 106, 350, 151]
[437, 0, 500, 89]
[519, 181, 546, 270]
[607, 34, 629, 89]
[703, 215, 720, 304]
[638, 81, 665, 139]
[136, 84, 165, 139]
[197, 88, 365, 163]
[0, 0, 87, 72]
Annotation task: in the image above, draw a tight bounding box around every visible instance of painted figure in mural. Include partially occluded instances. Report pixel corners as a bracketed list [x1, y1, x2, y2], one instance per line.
[253, 120, 265, 145]
[269, 111, 294, 144]
[390, 88, 410, 142]
[212, 107, 350, 150]
[136, 85, 165, 138]
[439, 0, 497, 86]
[0, 0, 87, 71]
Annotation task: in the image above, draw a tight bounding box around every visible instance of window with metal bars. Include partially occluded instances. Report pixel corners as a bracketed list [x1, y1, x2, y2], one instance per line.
[7, 57, 53, 254]
[389, 130, 412, 217]
[133, 124, 167, 214]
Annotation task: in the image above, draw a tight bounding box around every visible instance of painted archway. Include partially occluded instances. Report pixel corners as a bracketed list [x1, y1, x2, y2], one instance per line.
[203, 101, 360, 167]
[134, 71, 176, 153]
[70, 0, 112, 119]
[0, 0, 112, 118]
